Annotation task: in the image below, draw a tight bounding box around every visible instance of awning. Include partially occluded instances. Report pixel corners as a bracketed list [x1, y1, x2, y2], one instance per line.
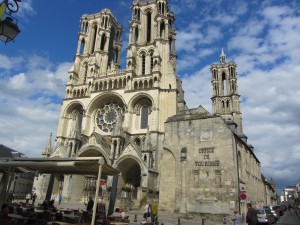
[0, 157, 119, 176]
[0, 156, 119, 224]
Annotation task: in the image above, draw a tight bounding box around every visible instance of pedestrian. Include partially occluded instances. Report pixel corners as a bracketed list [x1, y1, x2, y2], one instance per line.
[151, 202, 158, 224]
[84, 196, 94, 211]
[231, 210, 242, 225]
[31, 192, 37, 206]
[8, 191, 14, 203]
[25, 192, 31, 206]
[143, 202, 151, 220]
[246, 203, 257, 225]
[51, 193, 56, 203]
[58, 194, 63, 205]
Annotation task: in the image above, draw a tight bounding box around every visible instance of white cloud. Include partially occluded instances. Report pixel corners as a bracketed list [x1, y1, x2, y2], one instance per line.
[0, 55, 70, 156]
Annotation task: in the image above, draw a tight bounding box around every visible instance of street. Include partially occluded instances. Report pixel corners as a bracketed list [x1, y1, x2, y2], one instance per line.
[276, 210, 300, 225]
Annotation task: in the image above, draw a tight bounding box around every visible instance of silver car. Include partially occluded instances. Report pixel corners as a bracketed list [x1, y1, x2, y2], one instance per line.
[255, 208, 275, 224]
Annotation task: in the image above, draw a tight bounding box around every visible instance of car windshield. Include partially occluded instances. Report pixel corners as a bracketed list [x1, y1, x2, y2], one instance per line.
[255, 209, 265, 214]
[265, 209, 272, 214]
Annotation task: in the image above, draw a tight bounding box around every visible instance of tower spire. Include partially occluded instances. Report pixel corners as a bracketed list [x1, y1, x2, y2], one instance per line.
[42, 133, 53, 158]
[220, 48, 226, 63]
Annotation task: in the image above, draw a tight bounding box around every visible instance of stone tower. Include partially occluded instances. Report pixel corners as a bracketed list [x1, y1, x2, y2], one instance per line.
[36, 0, 186, 207]
[210, 49, 244, 136]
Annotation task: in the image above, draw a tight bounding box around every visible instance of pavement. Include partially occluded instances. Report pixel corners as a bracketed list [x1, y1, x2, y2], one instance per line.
[46, 201, 242, 225]
[31, 201, 300, 225]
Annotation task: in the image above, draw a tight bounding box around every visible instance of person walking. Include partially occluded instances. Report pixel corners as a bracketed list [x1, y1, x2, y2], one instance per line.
[231, 210, 242, 225]
[31, 192, 37, 206]
[58, 194, 63, 205]
[84, 196, 94, 211]
[25, 193, 31, 206]
[246, 203, 257, 225]
[143, 202, 151, 220]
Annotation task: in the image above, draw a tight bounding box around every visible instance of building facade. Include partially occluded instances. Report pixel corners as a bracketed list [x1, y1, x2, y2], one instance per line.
[35, 0, 273, 217]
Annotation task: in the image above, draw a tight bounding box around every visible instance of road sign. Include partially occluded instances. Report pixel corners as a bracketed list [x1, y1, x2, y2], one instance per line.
[14, 175, 20, 181]
[240, 193, 247, 200]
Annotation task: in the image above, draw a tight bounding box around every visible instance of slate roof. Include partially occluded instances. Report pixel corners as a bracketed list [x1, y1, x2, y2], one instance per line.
[0, 144, 25, 158]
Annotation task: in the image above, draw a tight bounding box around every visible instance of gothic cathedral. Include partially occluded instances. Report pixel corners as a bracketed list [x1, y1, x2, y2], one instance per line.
[36, 0, 267, 217]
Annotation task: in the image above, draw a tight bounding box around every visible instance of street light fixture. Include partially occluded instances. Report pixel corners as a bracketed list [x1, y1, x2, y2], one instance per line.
[0, 0, 21, 44]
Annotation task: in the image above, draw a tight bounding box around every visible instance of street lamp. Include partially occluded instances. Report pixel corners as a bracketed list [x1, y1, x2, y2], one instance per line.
[0, 0, 21, 43]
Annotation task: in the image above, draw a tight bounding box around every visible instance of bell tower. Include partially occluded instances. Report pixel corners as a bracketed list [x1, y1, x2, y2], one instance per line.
[211, 49, 243, 135]
[68, 8, 123, 87]
[126, 0, 177, 88]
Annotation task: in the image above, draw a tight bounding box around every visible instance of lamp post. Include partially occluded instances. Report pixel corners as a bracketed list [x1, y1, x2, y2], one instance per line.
[0, 0, 21, 43]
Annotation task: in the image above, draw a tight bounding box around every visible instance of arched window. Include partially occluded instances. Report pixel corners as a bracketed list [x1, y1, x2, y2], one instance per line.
[146, 12, 151, 42]
[141, 54, 146, 75]
[84, 22, 88, 33]
[100, 34, 106, 51]
[169, 37, 173, 54]
[222, 72, 227, 95]
[138, 9, 140, 20]
[134, 26, 139, 43]
[104, 17, 108, 29]
[114, 50, 118, 63]
[160, 21, 165, 38]
[140, 106, 149, 129]
[69, 143, 73, 157]
[150, 52, 154, 72]
[84, 64, 88, 84]
[91, 25, 97, 54]
[80, 39, 85, 55]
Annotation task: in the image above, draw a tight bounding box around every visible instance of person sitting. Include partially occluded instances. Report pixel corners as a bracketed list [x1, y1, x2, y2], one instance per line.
[48, 200, 57, 212]
[120, 208, 126, 219]
[41, 199, 49, 210]
[0, 204, 9, 221]
[111, 208, 122, 217]
[84, 196, 94, 211]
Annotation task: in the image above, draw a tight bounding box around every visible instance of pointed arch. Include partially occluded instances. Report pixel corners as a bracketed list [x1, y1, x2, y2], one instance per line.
[100, 33, 107, 51]
[146, 11, 152, 42]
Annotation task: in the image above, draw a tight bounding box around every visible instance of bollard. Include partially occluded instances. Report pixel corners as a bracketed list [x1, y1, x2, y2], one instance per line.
[223, 216, 227, 224]
[178, 217, 181, 225]
[134, 214, 137, 222]
[202, 218, 205, 225]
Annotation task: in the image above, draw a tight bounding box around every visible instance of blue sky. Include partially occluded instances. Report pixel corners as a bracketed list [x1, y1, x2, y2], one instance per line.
[0, 0, 300, 194]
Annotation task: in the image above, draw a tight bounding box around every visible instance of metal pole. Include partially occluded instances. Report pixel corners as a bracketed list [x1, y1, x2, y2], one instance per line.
[45, 174, 55, 201]
[91, 158, 104, 225]
[107, 175, 118, 216]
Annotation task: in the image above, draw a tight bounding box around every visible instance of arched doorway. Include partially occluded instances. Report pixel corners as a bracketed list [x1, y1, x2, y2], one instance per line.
[114, 158, 142, 210]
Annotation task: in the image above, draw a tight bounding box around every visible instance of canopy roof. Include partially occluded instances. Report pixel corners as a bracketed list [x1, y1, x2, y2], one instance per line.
[0, 157, 119, 176]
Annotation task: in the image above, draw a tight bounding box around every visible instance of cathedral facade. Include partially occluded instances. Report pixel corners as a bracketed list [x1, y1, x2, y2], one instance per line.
[35, 0, 271, 218]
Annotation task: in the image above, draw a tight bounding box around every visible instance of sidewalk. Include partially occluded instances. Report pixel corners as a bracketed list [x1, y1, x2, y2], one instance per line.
[52, 201, 247, 225]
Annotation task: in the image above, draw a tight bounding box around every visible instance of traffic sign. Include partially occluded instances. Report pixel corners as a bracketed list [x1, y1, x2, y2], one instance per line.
[240, 193, 247, 200]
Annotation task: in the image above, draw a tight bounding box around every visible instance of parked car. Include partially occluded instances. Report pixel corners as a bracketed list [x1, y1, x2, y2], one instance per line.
[263, 205, 280, 221]
[273, 205, 284, 216]
[255, 208, 275, 224]
[280, 202, 287, 211]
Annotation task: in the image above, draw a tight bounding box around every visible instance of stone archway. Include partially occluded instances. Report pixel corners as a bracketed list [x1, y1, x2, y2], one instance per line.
[113, 157, 142, 210]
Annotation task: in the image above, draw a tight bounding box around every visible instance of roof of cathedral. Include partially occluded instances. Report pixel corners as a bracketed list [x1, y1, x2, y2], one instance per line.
[166, 105, 214, 122]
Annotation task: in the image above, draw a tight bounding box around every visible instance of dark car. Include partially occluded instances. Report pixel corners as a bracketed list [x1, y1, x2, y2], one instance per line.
[274, 205, 284, 216]
[263, 205, 279, 221]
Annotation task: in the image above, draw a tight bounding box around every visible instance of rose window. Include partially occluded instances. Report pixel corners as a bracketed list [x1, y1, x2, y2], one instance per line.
[96, 101, 125, 132]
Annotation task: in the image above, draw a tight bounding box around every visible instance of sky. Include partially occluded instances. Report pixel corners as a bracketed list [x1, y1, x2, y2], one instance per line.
[0, 0, 299, 194]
